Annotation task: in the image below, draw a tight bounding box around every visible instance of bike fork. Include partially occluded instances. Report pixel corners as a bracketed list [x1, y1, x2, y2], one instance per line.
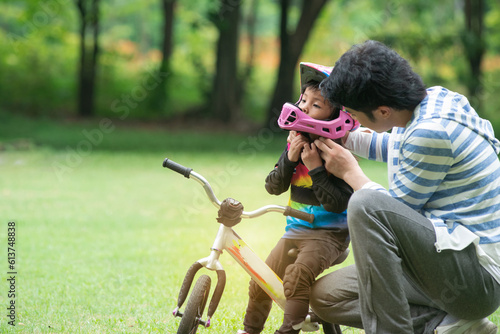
[172, 261, 226, 328]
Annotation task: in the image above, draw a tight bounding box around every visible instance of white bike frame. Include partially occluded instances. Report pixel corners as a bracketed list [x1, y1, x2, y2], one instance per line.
[201, 223, 287, 309]
[165, 159, 320, 331]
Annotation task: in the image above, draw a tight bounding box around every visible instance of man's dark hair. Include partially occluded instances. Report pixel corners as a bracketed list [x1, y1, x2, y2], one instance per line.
[321, 40, 427, 119]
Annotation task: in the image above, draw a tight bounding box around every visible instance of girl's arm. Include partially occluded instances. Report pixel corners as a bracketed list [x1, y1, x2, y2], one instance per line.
[309, 167, 353, 213]
[265, 148, 298, 195]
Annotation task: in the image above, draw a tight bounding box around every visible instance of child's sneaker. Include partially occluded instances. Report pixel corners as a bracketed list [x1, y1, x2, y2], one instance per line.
[236, 331, 249, 334]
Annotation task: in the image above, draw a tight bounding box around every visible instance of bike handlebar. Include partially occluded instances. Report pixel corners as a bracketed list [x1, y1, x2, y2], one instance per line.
[163, 158, 193, 178]
[283, 206, 315, 224]
[163, 158, 314, 224]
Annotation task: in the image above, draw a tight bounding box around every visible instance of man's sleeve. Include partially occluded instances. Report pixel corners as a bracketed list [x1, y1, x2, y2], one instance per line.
[388, 123, 453, 210]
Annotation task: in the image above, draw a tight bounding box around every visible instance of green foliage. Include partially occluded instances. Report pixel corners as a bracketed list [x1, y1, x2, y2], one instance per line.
[486, 0, 500, 52]
[0, 1, 78, 116]
[0, 1, 500, 122]
[481, 69, 500, 127]
[101, 0, 162, 53]
[302, 1, 464, 86]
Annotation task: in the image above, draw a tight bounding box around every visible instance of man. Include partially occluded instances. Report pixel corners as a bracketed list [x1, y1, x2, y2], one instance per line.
[309, 40, 500, 333]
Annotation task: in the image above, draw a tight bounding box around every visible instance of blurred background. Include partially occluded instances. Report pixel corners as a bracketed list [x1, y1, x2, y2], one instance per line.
[1, 0, 500, 131]
[2, 2, 500, 332]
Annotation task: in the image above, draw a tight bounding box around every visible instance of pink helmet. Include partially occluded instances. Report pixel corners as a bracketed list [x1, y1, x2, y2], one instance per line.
[299, 62, 333, 88]
[278, 62, 358, 140]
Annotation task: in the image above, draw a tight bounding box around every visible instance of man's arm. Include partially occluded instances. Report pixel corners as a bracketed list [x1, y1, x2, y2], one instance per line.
[388, 124, 452, 211]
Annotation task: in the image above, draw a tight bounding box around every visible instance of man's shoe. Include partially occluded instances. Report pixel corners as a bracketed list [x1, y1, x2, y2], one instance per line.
[434, 317, 497, 334]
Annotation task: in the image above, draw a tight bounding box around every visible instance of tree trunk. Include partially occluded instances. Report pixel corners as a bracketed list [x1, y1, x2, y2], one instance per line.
[160, 0, 175, 69]
[238, 0, 259, 103]
[148, 0, 176, 115]
[209, 0, 242, 123]
[76, 0, 100, 118]
[463, 0, 485, 112]
[265, 0, 329, 127]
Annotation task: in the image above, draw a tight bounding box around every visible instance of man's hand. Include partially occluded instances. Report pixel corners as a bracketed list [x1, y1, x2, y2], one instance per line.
[314, 137, 371, 190]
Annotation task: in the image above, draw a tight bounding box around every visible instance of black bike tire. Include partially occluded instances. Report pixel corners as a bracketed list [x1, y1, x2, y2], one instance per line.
[176, 275, 211, 334]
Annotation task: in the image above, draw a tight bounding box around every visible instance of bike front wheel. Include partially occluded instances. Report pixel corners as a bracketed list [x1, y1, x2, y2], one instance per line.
[176, 274, 211, 334]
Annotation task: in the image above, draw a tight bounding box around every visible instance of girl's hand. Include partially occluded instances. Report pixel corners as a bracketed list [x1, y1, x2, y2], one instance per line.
[301, 142, 322, 170]
[288, 133, 309, 162]
[287, 131, 298, 144]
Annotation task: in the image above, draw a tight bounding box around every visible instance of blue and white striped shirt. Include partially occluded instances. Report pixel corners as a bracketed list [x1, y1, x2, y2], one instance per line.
[345, 86, 500, 284]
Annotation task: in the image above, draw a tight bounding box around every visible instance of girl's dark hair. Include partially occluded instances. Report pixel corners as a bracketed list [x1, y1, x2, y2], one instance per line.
[321, 40, 427, 119]
[301, 80, 321, 94]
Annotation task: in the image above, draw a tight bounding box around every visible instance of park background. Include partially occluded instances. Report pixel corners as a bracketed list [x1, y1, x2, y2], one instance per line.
[1, 0, 500, 333]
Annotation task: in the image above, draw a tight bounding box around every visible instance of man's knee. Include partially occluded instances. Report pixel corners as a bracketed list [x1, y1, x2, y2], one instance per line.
[310, 266, 358, 308]
[309, 273, 339, 320]
[310, 275, 329, 311]
[347, 189, 384, 231]
[348, 189, 380, 215]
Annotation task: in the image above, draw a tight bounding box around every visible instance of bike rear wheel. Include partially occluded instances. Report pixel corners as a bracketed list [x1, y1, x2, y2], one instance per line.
[176, 275, 211, 334]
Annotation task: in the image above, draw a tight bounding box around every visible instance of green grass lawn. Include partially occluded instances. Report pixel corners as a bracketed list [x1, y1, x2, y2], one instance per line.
[0, 114, 498, 333]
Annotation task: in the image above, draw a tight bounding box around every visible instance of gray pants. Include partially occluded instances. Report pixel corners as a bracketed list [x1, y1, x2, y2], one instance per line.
[310, 189, 500, 334]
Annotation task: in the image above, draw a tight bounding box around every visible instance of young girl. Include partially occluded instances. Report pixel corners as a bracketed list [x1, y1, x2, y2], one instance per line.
[238, 63, 353, 334]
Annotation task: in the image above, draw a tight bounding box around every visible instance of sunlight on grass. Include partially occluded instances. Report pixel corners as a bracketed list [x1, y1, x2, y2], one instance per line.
[0, 118, 498, 333]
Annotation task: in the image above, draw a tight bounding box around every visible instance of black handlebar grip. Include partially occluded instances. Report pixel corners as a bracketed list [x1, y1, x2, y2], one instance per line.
[284, 206, 314, 224]
[163, 158, 193, 178]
